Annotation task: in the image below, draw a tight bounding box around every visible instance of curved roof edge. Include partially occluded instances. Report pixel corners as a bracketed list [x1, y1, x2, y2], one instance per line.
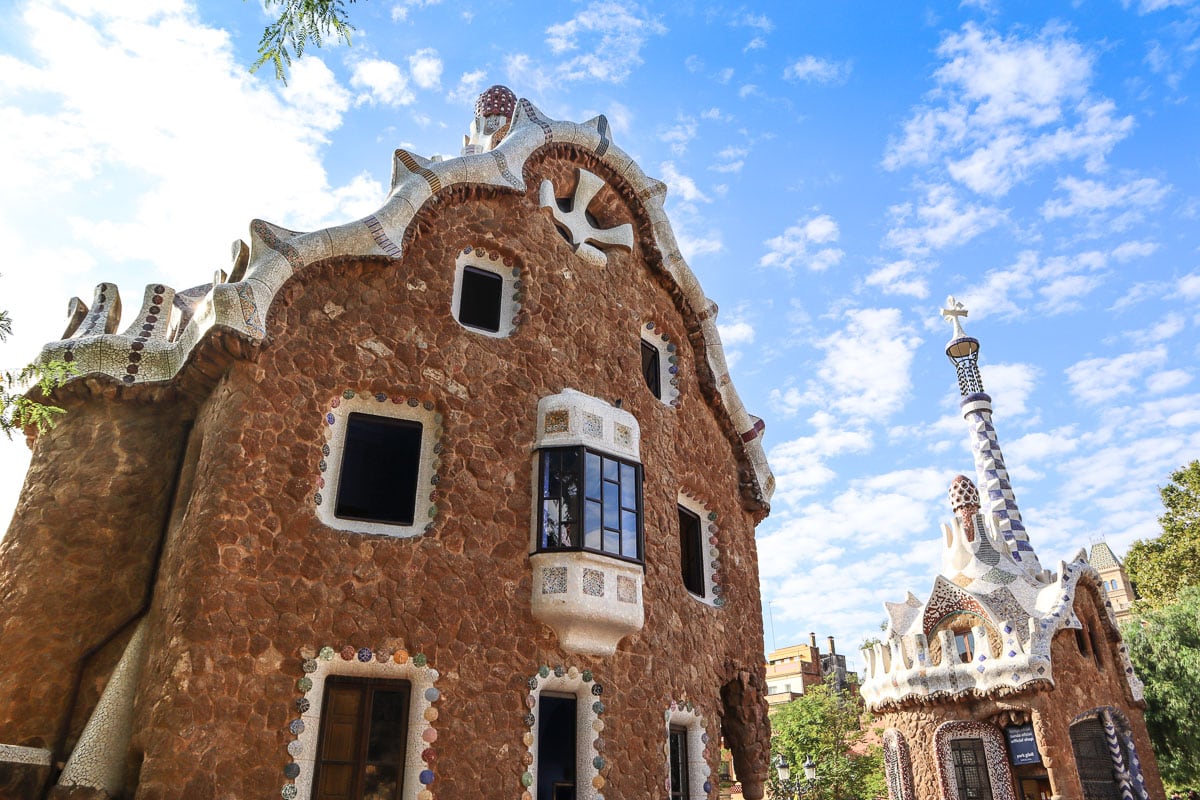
[35, 98, 774, 504]
[858, 557, 1143, 711]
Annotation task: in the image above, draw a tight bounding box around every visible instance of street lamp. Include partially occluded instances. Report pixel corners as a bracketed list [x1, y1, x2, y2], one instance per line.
[775, 754, 818, 799]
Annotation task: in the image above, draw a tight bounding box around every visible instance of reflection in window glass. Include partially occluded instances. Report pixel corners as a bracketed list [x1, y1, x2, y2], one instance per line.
[538, 446, 643, 562]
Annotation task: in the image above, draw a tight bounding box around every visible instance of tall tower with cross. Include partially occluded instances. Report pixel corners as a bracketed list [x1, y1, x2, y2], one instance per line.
[941, 296, 1045, 581]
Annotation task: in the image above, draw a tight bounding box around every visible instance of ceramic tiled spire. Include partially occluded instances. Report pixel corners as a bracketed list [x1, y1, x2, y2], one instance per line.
[940, 297, 1044, 579]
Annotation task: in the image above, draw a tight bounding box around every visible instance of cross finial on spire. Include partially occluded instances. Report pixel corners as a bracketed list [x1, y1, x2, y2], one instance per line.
[941, 295, 969, 340]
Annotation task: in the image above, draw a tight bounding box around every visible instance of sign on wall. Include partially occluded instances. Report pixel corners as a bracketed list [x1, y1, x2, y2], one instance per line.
[1005, 724, 1042, 766]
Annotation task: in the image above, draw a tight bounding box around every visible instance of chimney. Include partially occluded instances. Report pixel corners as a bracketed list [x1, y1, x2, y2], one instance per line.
[827, 635, 836, 655]
[809, 632, 817, 648]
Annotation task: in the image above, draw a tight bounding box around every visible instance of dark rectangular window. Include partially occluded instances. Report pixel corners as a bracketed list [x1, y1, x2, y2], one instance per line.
[335, 413, 422, 525]
[538, 446, 642, 563]
[678, 506, 705, 597]
[458, 265, 503, 332]
[312, 677, 410, 800]
[669, 726, 690, 800]
[950, 738, 994, 800]
[538, 695, 577, 800]
[641, 340, 661, 398]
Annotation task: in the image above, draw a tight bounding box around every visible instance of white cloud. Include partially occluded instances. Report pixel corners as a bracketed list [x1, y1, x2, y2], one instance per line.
[960, 250, 1109, 319]
[1179, 272, 1200, 299]
[685, 55, 703, 73]
[979, 362, 1039, 416]
[1146, 369, 1192, 394]
[447, 69, 487, 105]
[407, 48, 443, 90]
[543, 1, 667, 83]
[1065, 345, 1168, 404]
[783, 55, 852, 85]
[744, 37, 766, 52]
[1041, 175, 1170, 222]
[504, 53, 555, 95]
[811, 307, 923, 418]
[391, 0, 442, 23]
[718, 320, 755, 346]
[658, 161, 709, 204]
[864, 259, 929, 298]
[760, 213, 844, 272]
[350, 58, 414, 107]
[658, 116, 697, 156]
[1111, 240, 1159, 261]
[884, 24, 1134, 197]
[885, 184, 1004, 255]
[1007, 427, 1079, 463]
[731, 12, 774, 33]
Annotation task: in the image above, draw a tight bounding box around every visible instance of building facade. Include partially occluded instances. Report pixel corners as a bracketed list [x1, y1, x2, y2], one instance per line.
[0, 88, 776, 800]
[859, 299, 1164, 800]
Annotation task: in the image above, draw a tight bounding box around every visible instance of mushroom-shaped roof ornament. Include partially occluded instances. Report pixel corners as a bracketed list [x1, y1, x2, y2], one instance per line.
[462, 85, 518, 155]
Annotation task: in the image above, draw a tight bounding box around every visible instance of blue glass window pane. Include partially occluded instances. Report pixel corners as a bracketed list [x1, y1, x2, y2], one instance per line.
[585, 500, 602, 550]
[603, 456, 618, 482]
[621, 511, 638, 556]
[603, 481, 619, 529]
[620, 464, 637, 509]
[585, 452, 602, 500]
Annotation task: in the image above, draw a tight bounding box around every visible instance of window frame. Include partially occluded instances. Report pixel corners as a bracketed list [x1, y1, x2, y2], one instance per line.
[536, 445, 644, 565]
[642, 339, 662, 399]
[950, 738, 994, 800]
[669, 725, 691, 800]
[678, 505, 706, 598]
[450, 248, 521, 339]
[316, 392, 441, 538]
[310, 676, 412, 800]
[456, 264, 505, 333]
[334, 413, 424, 527]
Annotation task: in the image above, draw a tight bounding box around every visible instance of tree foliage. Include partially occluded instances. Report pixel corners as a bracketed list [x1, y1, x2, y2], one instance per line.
[1125, 461, 1200, 607]
[1123, 585, 1200, 789]
[768, 676, 885, 800]
[251, 0, 360, 84]
[0, 309, 72, 438]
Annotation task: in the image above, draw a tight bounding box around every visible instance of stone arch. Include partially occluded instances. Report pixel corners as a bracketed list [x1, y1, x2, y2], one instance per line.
[1069, 707, 1149, 800]
[932, 720, 1015, 800]
[719, 666, 769, 800]
[882, 729, 915, 800]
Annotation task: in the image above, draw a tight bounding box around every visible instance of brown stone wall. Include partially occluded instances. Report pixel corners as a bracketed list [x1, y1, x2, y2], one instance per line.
[0, 393, 190, 753]
[122, 148, 769, 799]
[875, 581, 1164, 800]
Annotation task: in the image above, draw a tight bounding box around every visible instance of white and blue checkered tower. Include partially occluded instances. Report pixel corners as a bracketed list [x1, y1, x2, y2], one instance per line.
[941, 297, 1045, 581]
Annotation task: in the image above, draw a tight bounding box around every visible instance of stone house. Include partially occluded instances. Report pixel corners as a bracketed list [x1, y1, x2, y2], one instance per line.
[859, 300, 1164, 800]
[0, 87, 776, 800]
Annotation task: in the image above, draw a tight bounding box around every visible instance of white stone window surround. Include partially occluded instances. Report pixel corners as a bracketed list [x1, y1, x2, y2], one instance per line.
[677, 493, 723, 608]
[640, 322, 681, 407]
[523, 668, 606, 800]
[451, 246, 522, 338]
[315, 391, 442, 538]
[662, 701, 712, 800]
[287, 651, 441, 800]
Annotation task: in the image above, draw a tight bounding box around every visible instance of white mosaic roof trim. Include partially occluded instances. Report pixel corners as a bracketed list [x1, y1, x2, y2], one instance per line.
[34, 97, 773, 506]
[860, 552, 1144, 710]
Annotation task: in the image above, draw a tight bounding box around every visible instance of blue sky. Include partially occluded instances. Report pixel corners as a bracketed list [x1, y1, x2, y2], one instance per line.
[2, 0, 1199, 668]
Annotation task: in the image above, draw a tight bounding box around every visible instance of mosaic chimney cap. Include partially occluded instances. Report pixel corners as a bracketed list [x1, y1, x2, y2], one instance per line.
[475, 85, 517, 120]
[948, 474, 980, 517]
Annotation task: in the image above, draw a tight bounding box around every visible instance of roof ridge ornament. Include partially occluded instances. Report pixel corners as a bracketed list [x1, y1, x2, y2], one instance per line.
[940, 295, 969, 342]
